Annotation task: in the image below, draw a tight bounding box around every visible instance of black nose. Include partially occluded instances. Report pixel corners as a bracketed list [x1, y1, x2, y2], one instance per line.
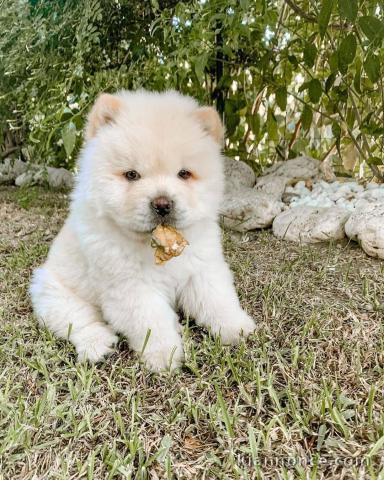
[151, 196, 173, 217]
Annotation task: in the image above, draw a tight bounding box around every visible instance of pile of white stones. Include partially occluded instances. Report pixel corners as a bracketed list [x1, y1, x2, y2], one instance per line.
[0, 157, 74, 189]
[222, 156, 384, 260]
[285, 180, 384, 211]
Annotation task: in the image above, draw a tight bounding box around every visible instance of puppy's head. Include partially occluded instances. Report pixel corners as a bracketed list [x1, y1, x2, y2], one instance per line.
[77, 90, 224, 233]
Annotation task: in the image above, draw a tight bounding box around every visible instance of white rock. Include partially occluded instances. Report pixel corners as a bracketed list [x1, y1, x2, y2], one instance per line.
[273, 206, 350, 243]
[32, 167, 47, 185]
[2, 162, 74, 189]
[350, 183, 364, 193]
[320, 156, 336, 182]
[255, 156, 321, 200]
[359, 226, 384, 259]
[221, 189, 283, 232]
[353, 198, 372, 211]
[46, 167, 74, 188]
[358, 189, 384, 202]
[15, 171, 34, 187]
[0, 158, 28, 184]
[254, 176, 287, 199]
[283, 176, 384, 213]
[344, 203, 384, 259]
[13, 158, 28, 178]
[259, 156, 321, 180]
[224, 157, 255, 191]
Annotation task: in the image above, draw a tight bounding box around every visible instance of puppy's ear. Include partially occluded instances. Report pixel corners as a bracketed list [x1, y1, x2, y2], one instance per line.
[193, 106, 224, 145]
[85, 93, 122, 140]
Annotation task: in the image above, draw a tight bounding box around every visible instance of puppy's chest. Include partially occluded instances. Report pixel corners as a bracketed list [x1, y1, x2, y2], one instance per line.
[89, 240, 200, 295]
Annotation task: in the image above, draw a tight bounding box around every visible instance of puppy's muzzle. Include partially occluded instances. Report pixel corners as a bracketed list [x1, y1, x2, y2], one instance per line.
[151, 196, 174, 217]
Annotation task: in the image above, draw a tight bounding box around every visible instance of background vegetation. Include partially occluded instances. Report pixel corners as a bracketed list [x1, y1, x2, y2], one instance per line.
[1, 0, 384, 178]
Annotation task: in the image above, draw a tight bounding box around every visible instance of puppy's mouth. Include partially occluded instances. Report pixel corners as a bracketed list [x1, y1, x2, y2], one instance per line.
[150, 214, 179, 230]
[132, 214, 180, 235]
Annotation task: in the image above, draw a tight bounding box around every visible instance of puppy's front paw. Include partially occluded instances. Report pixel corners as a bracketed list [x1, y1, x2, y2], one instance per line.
[217, 310, 255, 345]
[141, 335, 185, 372]
[74, 323, 118, 363]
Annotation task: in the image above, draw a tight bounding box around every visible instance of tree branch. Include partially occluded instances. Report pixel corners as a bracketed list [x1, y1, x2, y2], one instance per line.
[1, 146, 20, 159]
[284, 0, 346, 30]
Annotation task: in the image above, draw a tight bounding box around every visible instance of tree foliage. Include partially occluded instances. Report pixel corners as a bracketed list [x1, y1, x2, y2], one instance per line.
[0, 0, 383, 178]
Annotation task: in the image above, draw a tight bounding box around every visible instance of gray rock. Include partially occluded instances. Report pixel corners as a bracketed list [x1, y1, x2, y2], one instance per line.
[15, 171, 34, 187]
[224, 157, 256, 191]
[47, 167, 74, 189]
[0, 158, 28, 184]
[255, 156, 322, 200]
[221, 189, 283, 232]
[273, 206, 350, 243]
[344, 202, 384, 259]
[282, 191, 301, 204]
[254, 176, 287, 199]
[4, 162, 74, 189]
[261, 156, 321, 179]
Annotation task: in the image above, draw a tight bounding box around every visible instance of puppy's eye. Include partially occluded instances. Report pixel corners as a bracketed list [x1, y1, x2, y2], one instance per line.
[124, 170, 141, 181]
[178, 169, 192, 180]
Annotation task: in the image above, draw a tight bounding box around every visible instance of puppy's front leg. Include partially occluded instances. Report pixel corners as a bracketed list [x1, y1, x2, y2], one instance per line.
[103, 287, 184, 372]
[180, 260, 255, 344]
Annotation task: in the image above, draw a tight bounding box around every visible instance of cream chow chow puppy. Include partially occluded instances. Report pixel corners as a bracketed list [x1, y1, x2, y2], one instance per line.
[30, 90, 255, 371]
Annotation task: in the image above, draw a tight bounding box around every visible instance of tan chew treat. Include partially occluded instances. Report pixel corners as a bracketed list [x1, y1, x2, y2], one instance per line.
[151, 225, 189, 265]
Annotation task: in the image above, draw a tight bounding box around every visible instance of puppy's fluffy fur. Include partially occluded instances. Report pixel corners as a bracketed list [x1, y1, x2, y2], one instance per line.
[30, 90, 255, 371]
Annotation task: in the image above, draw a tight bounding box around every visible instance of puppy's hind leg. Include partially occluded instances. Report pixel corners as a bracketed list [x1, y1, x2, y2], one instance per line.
[30, 267, 118, 362]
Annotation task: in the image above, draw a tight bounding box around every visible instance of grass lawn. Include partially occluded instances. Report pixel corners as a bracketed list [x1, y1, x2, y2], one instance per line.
[1, 185, 384, 479]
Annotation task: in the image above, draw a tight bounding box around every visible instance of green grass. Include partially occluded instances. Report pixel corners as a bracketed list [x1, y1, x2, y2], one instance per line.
[1, 186, 384, 479]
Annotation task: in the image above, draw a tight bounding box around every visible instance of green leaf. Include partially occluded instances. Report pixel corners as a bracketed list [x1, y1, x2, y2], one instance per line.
[225, 98, 246, 116]
[157, 434, 172, 463]
[338, 33, 357, 73]
[364, 53, 381, 83]
[358, 16, 384, 43]
[222, 45, 233, 58]
[367, 434, 384, 458]
[217, 73, 232, 89]
[318, 0, 334, 39]
[267, 109, 279, 141]
[353, 63, 362, 93]
[301, 105, 313, 130]
[215, 384, 234, 438]
[150, 0, 159, 10]
[62, 121, 77, 157]
[332, 122, 341, 138]
[325, 73, 336, 93]
[298, 81, 310, 93]
[60, 107, 73, 121]
[334, 85, 348, 102]
[288, 55, 298, 67]
[346, 107, 356, 129]
[194, 54, 207, 83]
[247, 113, 260, 137]
[367, 157, 383, 166]
[225, 114, 240, 137]
[303, 43, 317, 68]
[275, 87, 287, 111]
[329, 51, 339, 73]
[308, 79, 322, 103]
[338, 0, 357, 22]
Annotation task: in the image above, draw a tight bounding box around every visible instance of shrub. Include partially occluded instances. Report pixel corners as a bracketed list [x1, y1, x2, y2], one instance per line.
[1, 0, 383, 179]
